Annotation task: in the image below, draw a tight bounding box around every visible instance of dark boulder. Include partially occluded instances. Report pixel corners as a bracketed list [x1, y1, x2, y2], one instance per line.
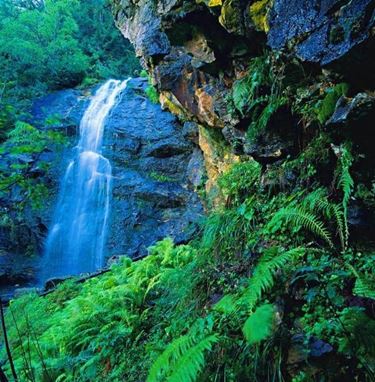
[268, 0, 375, 66]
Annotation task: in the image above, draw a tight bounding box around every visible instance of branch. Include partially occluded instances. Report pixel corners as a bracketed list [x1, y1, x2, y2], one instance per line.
[0, 298, 18, 381]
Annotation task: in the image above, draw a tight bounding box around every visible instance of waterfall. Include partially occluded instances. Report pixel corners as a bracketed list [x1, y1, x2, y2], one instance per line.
[42, 79, 128, 281]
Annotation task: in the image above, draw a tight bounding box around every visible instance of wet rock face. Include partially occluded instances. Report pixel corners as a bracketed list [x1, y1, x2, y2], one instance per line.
[104, 78, 203, 257]
[268, 0, 375, 65]
[0, 77, 204, 296]
[112, 0, 374, 179]
[31, 78, 203, 260]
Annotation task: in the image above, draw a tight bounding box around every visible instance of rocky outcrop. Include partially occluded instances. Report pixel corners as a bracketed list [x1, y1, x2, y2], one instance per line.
[103, 78, 203, 257]
[111, 3, 375, 378]
[31, 78, 203, 260]
[0, 77, 204, 297]
[113, 0, 375, 195]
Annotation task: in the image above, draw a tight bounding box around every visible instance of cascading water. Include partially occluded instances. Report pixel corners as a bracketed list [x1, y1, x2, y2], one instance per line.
[42, 79, 129, 281]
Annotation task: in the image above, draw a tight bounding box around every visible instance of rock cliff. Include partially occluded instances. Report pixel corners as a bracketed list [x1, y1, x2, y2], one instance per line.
[0, 78, 203, 295]
[113, 0, 375, 220]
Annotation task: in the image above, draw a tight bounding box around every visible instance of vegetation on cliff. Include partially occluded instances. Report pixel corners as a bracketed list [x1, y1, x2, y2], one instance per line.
[1, 0, 375, 381]
[3, 141, 375, 380]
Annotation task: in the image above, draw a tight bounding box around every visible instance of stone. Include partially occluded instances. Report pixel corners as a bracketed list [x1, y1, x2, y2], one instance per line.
[198, 125, 240, 199]
[328, 93, 375, 126]
[1, 77, 204, 298]
[44, 276, 72, 291]
[187, 148, 206, 188]
[309, 338, 333, 358]
[267, 0, 375, 66]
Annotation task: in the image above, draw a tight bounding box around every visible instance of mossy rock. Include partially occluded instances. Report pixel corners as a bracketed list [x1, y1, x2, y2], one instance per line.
[316, 83, 349, 124]
[249, 0, 273, 32]
[219, 0, 244, 34]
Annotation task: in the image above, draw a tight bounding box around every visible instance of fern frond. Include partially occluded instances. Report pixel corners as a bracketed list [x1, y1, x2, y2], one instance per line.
[271, 207, 334, 248]
[348, 265, 375, 300]
[147, 334, 218, 382]
[167, 335, 218, 382]
[239, 247, 305, 311]
[147, 335, 194, 382]
[338, 307, 375, 359]
[338, 144, 354, 214]
[313, 196, 347, 251]
[232, 77, 253, 116]
[330, 203, 347, 251]
[243, 304, 275, 344]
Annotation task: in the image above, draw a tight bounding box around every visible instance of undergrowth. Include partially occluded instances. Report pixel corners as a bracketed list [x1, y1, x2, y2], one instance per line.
[2, 140, 375, 381]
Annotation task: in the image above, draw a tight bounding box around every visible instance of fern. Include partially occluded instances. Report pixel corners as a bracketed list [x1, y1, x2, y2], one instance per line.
[215, 247, 305, 315]
[348, 265, 375, 300]
[147, 333, 218, 382]
[247, 95, 287, 142]
[305, 191, 347, 250]
[167, 335, 218, 382]
[269, 207, 334, 248]
[232, 54, 272, 116]
[242, 247, 305, 308]
[243, 304, 275, 344]
[232, 77, 253, 116]
[336, 143, 353, 247]
[338, 147, 354, 212]
[337, 307, 375, 360]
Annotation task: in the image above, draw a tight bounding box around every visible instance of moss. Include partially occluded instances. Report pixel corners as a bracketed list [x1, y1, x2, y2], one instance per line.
[196, 0, 222, 7]
[149, 171, 175, 182]
[144, 74, 159, 104]
[316, 83, 349, 124]
[249, 0, 273, 33]
[145, 85, 159, 104]
[159, 91, 189, 120]
[219, 0, 243, 32]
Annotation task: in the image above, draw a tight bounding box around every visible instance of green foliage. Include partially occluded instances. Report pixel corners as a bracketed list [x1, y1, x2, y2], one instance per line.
[247, 95, 287, 142]
[0, 121, 67, 210]
[3, 239, 202, 381]
[349, 265, 375, 300]
[315, 83, 349, 124]
[270, 207, 334, 248]
[243, 304, 274, 344]
[232, 55, 272, 117]
[267, 189, 349, 250]
[218, 160, 261, 204]
[201, 203, 255, 259]
[145, 76, 159, 104]
[147, 328, 218, 382]
[336, 307, 375, 360]
[215, 246, 306, 315]
[230, 53, 288, 143]
[240, 247, 305, 310]
[149, 171, 175, 182]
[0, 0, 140, 136]
[336, 143, 354, 214]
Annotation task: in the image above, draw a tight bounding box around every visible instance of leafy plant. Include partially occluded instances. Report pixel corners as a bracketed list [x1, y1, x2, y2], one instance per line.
[147, 330, 218, 382]
[267, 189, 349, 251]
[315, 83, 349, 124]
[243, 303, 274, 344]
[218, 160, 261, 205]
[232, 55, 272, 117]
[348, 265, 375, 300]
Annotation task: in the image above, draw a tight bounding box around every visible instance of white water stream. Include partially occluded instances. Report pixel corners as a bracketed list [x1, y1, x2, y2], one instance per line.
[42, 79, 128, 280]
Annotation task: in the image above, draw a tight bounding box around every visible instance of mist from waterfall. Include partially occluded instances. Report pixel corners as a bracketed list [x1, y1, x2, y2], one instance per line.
[42, 79, 129, 281]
